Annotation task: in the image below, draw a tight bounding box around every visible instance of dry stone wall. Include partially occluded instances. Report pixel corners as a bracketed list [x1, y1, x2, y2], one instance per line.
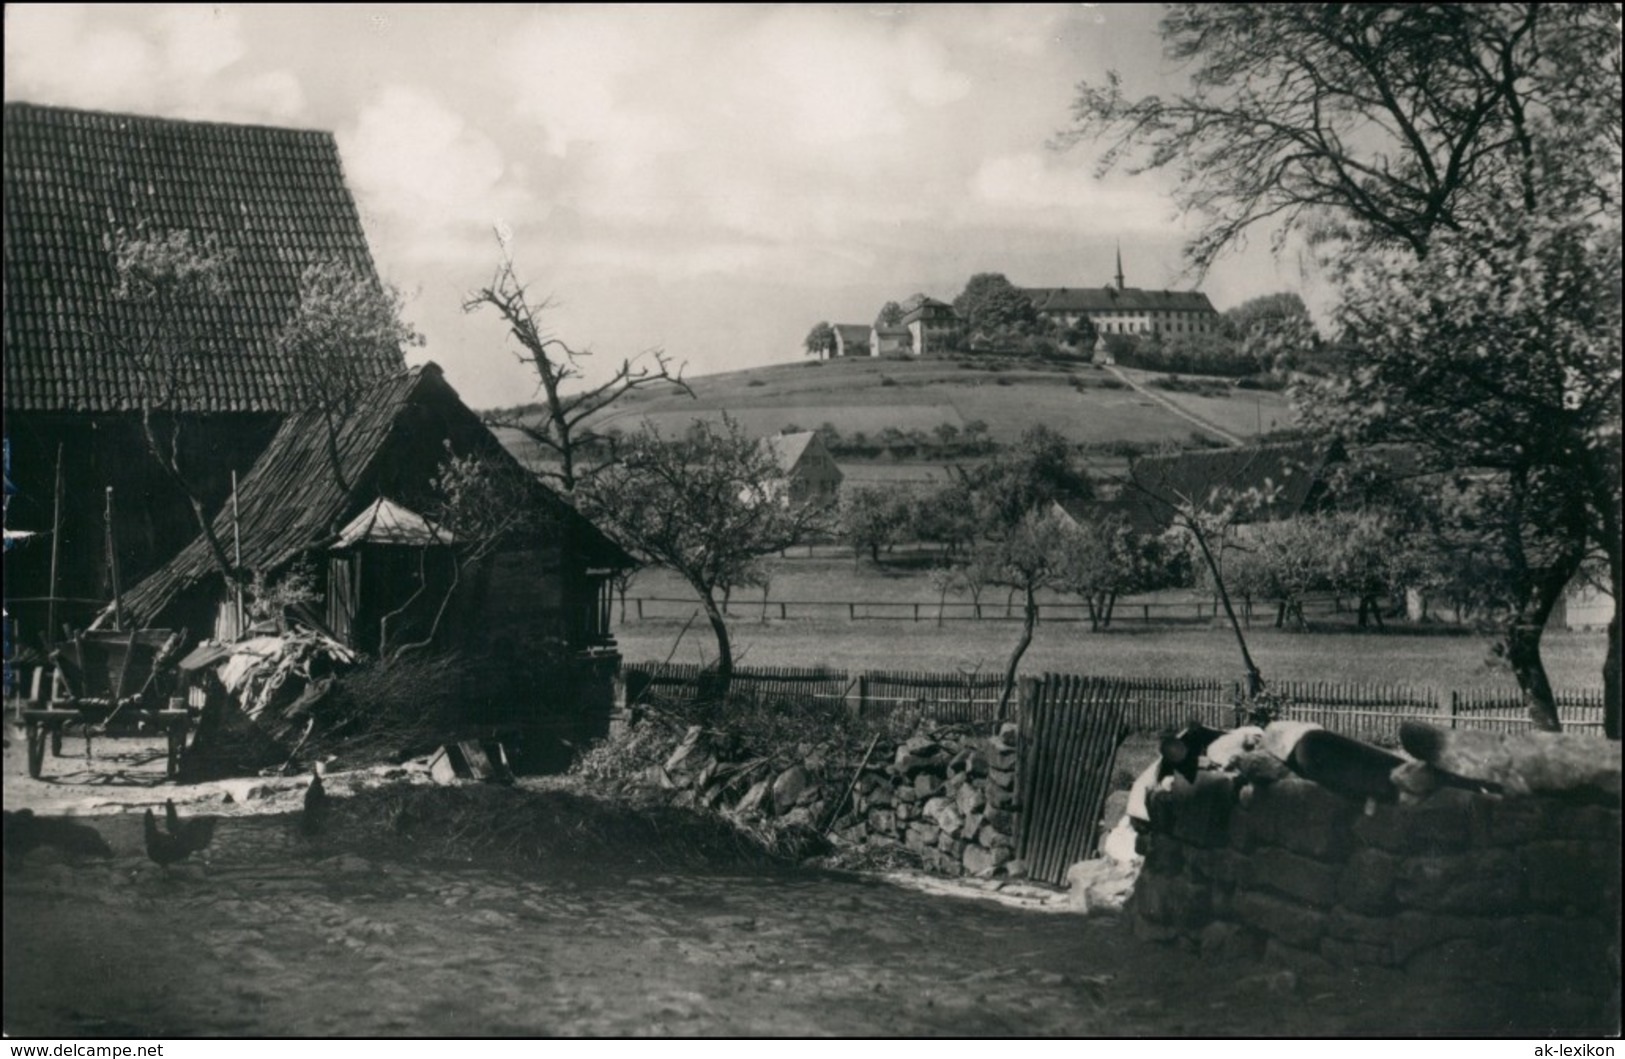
[644, 723, 1029, 879]
[1131, 731, 1622, 1025]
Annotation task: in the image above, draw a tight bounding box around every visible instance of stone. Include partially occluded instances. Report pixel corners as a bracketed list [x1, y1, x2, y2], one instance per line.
[986, 785, 1020, 811]
[1337, 848, 1399, 913]
[1152, 771, 1237, 848]
[795, 783, 824, 808]
[642, 765, 678, 790]
[1140, 833, 1184, 875]
[864, 785, 894, 809]
[1519, 840, 1621, 914]
[1231, 889, 1327, 950]
[895, 802, 917, 823]
[1131, 871, 1211, 929]
[1320, 936, 1396, 970]
[960, 811, 984, 841]
[772, 766, 811, 810]
[735, 778, 773, 816]
[997, 722, 1019, 746]
[929, 802, 963, 836]
[1398, 723, 1623, 801]
[987, 767, 1017, 791]
[1003, 858, 1028, 879]
[985, 745, 1017, 772]
[894, 784, 919, 804]
[977, 827, 1013, 851]
[1262, 937, 1335, 978]
[780, 807, 815, 828]
[980, 806, 1015, 833]
[1353, 787, 1479, 855]
[1247, 846, 1342, 907]
[1236, 777, 1359, 860]
[664, 726, 707, 773]
[1066, 857, 1138, 914]
[866, 809, 896, 834]
[905, 822, 938, 853]
[1394, 848, 1524, 913]
[955, 782, 986, 817]
[1199, 921, 1266, 963]
[964, 844, 1009, 877]
[914, 772, 943, 797]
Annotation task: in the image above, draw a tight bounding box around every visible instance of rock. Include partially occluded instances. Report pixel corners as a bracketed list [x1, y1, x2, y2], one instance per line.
[955, 782, 986, 817]
[779, 807, 815, 828]
[735, 778, 773, 816]
[963, 844, 999, 877]
[1065, 857, 1139, 913]
[977, 827, 1013, 851]
[1130, 871, 1211, 928]
[1003, 858, 1028, 880]
[772, 766, 811, 810]
[1338, 848, 1399, 913]
[1394, 848, 1524, 913]
[1246, 846, 1342, 908]
[664, 726, 707, 773]
[1231, 889, 1327, 950]
[928, 802, 963, 836]
[642, 765, 678, 790]
[905, 823, 937, 853]
[913, 772, 943, 797]
[1199, 921, 1266, 963]
[987, 767, 1017, 790]
[1233, 777, 1359, 859]
[895, 802, 917, 822]
[1520, 840, 1621, 914]
[1399, 723, 1623, 801]
[986, 786, 1020, 811]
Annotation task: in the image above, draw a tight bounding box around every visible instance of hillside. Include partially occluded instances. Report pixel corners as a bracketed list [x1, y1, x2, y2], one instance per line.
[496, 356, 1295, 458]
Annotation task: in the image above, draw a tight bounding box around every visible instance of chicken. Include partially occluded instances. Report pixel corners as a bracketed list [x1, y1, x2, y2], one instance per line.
[163, 798, 217, 857]
[301, 769, 330, 837]
[143, 808, 193, 873]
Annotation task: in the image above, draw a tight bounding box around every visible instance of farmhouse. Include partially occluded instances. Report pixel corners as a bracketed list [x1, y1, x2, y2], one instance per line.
[1022, 250, 1219, 347]
[3, 102, 403, 639]
[869, 323, 911, 358]
[830, 324, 872, 359]
[758, 431, 843, 507]
[899, 294, 958, 357]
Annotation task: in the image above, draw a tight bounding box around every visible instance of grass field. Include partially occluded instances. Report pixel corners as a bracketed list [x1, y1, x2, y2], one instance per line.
[615, 558, 1609, 693]
[614, 617, 1609, 696]
[499, 356, 1293, 450]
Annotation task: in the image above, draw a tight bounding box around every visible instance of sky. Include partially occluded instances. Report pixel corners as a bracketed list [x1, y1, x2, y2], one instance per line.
[4, 3, 1322, 410]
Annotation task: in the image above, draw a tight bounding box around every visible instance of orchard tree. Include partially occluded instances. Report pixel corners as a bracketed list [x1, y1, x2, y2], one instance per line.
[875, 302, 905, 327]
[1063, 3, 1622, 736]
[467, 257, 692, 494]
[952, 273, 1038, 335]
[804, 321, 836, 358]
[581, 416, 828, 697]
[840, 486, 910, 564]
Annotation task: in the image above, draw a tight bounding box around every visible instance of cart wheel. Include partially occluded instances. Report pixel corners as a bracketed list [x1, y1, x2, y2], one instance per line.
[26, 721, 46, 779]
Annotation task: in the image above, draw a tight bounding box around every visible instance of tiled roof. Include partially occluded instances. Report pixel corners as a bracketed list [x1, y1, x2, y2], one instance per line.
[832, 324, 871, 352]
[759, 432, 816, 476]
[872, 324, 911, 337]
[1023, 287, 1217, 315]
[1126, 440, 1343, 525]
[4, 102, 402, 414]
[119, 363, 632, 625]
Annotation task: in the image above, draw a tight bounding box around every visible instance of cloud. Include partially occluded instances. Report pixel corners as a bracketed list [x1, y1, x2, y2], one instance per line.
[338, 85, 536, 265]
[3, 4, 305, 126]
[967, 151, 1181, 234]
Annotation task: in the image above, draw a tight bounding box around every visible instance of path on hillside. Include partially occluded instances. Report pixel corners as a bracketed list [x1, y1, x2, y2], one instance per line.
[1101, 365, 1245, 447]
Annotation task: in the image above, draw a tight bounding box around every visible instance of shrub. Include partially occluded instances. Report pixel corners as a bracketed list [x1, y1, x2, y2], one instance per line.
[879, 375, 898, 387]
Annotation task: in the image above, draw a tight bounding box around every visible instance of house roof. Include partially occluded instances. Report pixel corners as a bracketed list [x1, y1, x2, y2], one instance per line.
[1126, 440, 1343, 527]
[872, 324, 911, 337]
[1022, 287, 1217, 315]
[4, 102, 402, 414]
[1054, 495, 1166, 538]
[757, 431, 840, 482]
[832, 324, 871, 347]
[333, 497, 454, 548]
[118, 363, 632, 625]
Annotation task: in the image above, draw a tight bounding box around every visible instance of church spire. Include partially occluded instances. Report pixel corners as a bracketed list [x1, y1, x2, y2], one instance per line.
[1114, 242, 1125, 291]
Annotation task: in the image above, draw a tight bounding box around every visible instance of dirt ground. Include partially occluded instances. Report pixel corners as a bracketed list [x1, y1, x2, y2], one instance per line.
[0, 722, 1598, 1038]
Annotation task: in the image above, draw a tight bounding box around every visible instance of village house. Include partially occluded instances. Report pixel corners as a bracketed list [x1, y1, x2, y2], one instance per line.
[869, 322, 911, 358]
[829, 324, 872, 359]
[3, 102, 403, 641]
[899, 294, 958, 357]
[757, 431, 843, 508]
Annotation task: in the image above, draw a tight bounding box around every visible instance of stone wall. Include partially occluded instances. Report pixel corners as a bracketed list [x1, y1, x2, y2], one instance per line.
[645, 723, 1029, 879]
[1131, 738, 1622, 1022]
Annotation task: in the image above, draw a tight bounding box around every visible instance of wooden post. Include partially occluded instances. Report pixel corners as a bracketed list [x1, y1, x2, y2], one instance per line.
[1143, 603, 1150, 624]
[46, 443, 63, 646]
[913, 603, 920, 623]
[231, 470, 244, 638]
[636, 598, 644, 620]
[104, 487, 124, 629]
[857, 673, 869, 718]
[779, 601, 787, 620]
[1449, 690, 1459, 730]
[848, 602, 855, 621]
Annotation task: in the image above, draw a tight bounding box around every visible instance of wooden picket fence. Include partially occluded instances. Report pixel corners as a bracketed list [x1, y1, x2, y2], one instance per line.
[624, 661, 1608, 739]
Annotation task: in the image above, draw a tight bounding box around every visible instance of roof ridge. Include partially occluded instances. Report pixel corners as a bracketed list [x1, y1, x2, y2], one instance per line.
[3, 100, 336, 140]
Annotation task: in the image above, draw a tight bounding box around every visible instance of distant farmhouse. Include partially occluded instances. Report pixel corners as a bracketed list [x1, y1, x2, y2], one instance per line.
[830, 324, 871, 359]
[817, 293, 961, 360]
[1022, 250, 1219, 357]
[758, 431, 842, 507]
[898, 294, 957, 357]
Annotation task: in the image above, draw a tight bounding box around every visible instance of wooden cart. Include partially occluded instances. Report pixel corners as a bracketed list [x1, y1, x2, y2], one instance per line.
[24, 629, 190, 779]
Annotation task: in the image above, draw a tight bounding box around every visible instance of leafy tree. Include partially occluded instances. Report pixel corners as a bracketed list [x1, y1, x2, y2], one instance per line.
[952, 273, 1038, 334]
[875, 302, 905, 327]
[467, 257, 692, 494]
[581, 416, 828, 697]
[955, 425, 1094, 716]
[804, 321, 836, 358]
[1066, 3, 1623, 736]
[840, 486, 910, 564]
[1058, 4, 1621, 268]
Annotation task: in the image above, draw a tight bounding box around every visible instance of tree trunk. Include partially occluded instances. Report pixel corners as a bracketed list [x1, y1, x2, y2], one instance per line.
[1102, 591, 1116, 628]
[1501, 565, 1573, 733]
[1187, 516, 1264, 696]
[700, 590, 733, 702]
[1275, 601, 1286, 629]
[996, 583, 1038, 721]
[1083, 595, 1100, 633]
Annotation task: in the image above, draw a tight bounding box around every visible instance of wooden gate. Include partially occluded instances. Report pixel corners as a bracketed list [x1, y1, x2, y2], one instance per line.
[1015, 675, 1131, 886]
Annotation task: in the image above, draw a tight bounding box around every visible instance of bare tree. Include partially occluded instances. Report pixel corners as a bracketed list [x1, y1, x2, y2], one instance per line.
[466, 257, 692, 494]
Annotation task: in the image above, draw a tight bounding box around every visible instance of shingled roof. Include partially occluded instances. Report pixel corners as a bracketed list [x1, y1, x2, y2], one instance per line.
[4, 102, 402, 414]
[1126, 440, 1345, 527]
[118, 363, 632, 626]
[1022, 287, 1217, 315]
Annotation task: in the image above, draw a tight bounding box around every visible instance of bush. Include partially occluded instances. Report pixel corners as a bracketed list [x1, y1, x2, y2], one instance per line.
[879, 375, 898, 387]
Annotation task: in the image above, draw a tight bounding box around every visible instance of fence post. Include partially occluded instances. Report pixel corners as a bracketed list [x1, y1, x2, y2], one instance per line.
[848, 602, 856, 621]
[1449, 690, 1459, 729]
[779, 601, 787, 621]
[1143, 603, 1150, 624]
[857, 673, 869, 719]
[913, 603, 920, 623]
